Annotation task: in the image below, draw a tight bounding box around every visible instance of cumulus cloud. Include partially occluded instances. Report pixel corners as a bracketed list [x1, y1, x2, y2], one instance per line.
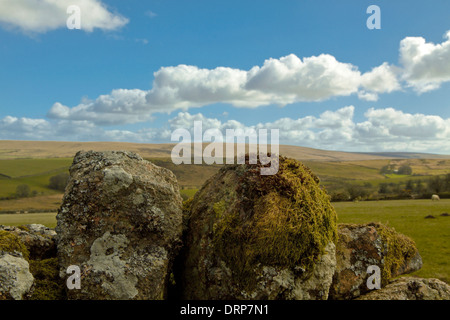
[48, 89, 151, 125]
[47, 31, 450, 126]
[361, 63, 401, 94]
[166, 107, 450, 153]
[48, 54, 401, 125]
[0, 115, 162, 142]
[357, 108, 450, 139]
[44, 31, 450, 127]
[245, 54, 362, 102]
[3, 107, 450, 153]
[0, 0, 128, 33]
[400, 31, 450, 92]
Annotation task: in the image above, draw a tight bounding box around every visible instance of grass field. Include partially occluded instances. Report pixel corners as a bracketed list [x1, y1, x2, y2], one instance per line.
[0, 212, 57, 228]
[0, 158, 72, 198]
[0, 194, 63, 212]
[334, 199, 450, 284]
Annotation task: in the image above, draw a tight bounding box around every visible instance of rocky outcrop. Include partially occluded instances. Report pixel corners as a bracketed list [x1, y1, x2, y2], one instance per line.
[180, 156, 338, 299]
[330, 223, 422, 300]
[0, 251, 34, 300]
[358, 277, 450, 300]
[0, 224, 65, 300]
[56, 151, 183, 300]
[1, 150, 446, 301]
[0, 224, 56, 260]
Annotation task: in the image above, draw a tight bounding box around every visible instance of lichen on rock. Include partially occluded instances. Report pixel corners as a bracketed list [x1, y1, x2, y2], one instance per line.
[330, 222, 422, 300]
[56, 150, 183, 300]
[0, 251, 34, 300]
[357, 277, 450, 300]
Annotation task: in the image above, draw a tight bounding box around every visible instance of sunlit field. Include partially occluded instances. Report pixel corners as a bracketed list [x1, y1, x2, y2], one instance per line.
[334, 199, 450, 283]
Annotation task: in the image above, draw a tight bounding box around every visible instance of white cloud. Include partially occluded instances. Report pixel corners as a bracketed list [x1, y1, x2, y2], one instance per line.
[358, 108, 450, 139]
[48, 54, 401, 125]
[2, 107, 450, 153]
[361, 63, 401, 94]
[145, 11, 157, 18]
[245, 54, 361, 102]
[0, 0, 128, 33]
[146, 64, 269, 109]
[48, 89, 151, 125]
[400, 31, 450, 92]
[42, 32, 450, 126]
[163, 107, 450, 153]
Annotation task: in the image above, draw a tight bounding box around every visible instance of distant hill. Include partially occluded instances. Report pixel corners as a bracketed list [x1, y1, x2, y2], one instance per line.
[1, 140, 449, 211]
[357, 152, 450, 160]
[1, 140, 449, 161]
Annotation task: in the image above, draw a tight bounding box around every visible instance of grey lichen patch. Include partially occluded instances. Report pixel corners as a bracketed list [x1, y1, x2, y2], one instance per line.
[87, 231, 138, 299]
[102, 167, 133, 194]
[0, 252, 34, 300]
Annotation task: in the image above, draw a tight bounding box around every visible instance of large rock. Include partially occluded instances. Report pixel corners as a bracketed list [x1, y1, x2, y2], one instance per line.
[180, 156, 338, 299]
[0, 225, 66, 300]
[0, 252, 34, 300]
[56, 151, 183, 300]
[0, 224, 56, 260]
[358, 277, 450, 300]
[329, 223, 422, 300]
[0, 229, 35, 300]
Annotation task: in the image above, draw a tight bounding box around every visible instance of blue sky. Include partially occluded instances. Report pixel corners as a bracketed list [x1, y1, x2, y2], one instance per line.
[0, 0, 449, 153]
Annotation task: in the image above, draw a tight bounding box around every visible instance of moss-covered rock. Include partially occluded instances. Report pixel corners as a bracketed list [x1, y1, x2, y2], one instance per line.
[357, 277, 450, 300]
[0, 225, 66, 300]
[374, 223, 421, 285]
[0, 224, 56, 260]
[180, 155, 338, 299]
[0, 230, 30, 260]
[329, 222, 422, 300]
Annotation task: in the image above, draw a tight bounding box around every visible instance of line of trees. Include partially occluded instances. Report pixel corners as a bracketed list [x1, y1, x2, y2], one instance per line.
[378, 174, 450, 196]
[330, 173, 450, 202]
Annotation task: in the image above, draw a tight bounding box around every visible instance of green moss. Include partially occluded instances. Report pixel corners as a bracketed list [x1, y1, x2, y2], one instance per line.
[182, 197, 194, 216]
[169, 272, 176, 286]
[17, 225, 30, 232]
[0, 230, 29, 260]
[29, 258, 66, 300]
[374, 223, 418, 286]
[212, 200, 226, 218]
[211, 156, 338, 291]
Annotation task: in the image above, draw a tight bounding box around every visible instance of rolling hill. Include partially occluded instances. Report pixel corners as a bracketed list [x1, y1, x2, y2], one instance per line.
[1, 140, 450, 161]
[1, 140, 449, 212]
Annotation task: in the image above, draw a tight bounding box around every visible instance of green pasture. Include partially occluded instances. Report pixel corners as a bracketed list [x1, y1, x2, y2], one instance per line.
[0, 158, 72, 178]
[0, 212, 57, 228]
[334, 199, 450, 283]
[0, 158, 72, 198]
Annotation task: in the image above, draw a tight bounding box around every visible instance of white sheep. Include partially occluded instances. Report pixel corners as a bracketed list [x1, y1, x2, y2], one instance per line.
[431, 194, 440, 201]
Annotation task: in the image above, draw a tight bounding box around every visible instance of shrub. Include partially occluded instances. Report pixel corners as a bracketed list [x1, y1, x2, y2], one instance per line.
[15, 184, 31, 198]
[397, 164, 412, 175]
[48, 173, 70, 192]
